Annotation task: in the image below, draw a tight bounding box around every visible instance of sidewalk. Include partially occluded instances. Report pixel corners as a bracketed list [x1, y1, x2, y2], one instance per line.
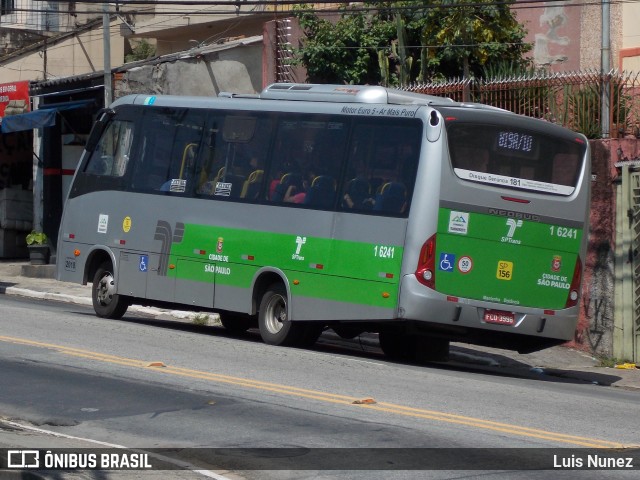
[1, 259, 638, 391]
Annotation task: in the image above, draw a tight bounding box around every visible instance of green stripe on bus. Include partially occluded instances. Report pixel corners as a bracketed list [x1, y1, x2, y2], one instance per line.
[166, 223, 402, 308]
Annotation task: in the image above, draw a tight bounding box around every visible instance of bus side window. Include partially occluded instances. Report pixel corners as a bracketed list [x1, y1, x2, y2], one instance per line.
[373, 182, 407, 214]
[132, 108, 205, 194]
[84, 120, 133, 177]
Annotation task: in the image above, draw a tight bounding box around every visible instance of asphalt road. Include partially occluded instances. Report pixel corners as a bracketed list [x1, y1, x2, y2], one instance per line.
[1, 295, 639, 479]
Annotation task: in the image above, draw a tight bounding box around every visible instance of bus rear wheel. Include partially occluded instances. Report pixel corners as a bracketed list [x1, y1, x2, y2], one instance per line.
[258, 284, 308, 347]
[92, 262, 129, 319]
[379, 331, 449, 363]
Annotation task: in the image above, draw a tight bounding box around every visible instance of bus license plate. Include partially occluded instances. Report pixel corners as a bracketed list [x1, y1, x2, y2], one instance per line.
[484, 310, 515, 326]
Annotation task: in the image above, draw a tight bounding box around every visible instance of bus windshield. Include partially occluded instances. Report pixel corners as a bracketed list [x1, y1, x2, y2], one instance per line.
[447, 122, 585, 196]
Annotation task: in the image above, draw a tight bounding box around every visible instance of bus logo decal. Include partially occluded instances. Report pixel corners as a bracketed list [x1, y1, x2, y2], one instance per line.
[439, 253, 455, 272]
[552, 255, 562, 272]
[154, 220, 185, 276]
[292, 236, 306, 261]
[448, 211, 469, 235]
[501, 219, 523, 244]
[216, 237, 224, 254]
[488, 208, 540, 222]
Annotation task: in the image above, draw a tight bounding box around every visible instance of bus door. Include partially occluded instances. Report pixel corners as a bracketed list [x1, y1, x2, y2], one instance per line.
[126, 106, 211, 307]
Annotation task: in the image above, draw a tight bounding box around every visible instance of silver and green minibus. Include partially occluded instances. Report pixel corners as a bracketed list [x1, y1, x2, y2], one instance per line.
[56, 83, 590, 360]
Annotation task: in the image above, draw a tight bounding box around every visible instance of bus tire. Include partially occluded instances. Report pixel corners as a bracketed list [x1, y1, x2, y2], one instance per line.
[299, 323, 324, 348]
[258, 284, 305, 346]
[378, 331, 412, 361]
[92, 262, 129, 319]
[415, 337, 450, 362]
[220, 314, 255, 334]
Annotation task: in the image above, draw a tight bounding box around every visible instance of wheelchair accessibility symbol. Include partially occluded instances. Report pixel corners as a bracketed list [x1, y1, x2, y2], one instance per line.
[439, 253, 455, 272]
[139, 255, 148, 272]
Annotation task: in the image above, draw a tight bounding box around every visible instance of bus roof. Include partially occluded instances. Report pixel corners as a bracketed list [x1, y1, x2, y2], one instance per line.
[221, 83, 456, 107]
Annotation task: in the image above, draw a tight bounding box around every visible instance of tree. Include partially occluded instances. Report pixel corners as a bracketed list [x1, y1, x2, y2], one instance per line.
[125, 39, 156, 63]
[419, 0, 531, 81]
[293, 1, 532, 86]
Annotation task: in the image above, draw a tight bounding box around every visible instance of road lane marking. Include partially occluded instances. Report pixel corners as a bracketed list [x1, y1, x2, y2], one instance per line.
[0, 334, 631, 449]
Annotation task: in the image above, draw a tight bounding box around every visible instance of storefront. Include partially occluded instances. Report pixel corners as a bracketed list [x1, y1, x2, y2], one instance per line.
[0, 74, 104, 260]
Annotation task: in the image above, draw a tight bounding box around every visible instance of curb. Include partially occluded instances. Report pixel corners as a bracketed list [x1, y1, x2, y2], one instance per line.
[2, 285, 220, 322]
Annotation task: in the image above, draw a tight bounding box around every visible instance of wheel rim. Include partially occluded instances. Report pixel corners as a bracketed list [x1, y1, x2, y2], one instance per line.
[264, 293, 287, 334]
[96, 272, 116, 305]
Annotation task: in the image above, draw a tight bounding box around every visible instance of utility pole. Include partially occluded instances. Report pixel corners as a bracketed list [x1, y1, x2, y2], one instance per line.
[601, 0, 611, 137]
[103, 3, 112, 107]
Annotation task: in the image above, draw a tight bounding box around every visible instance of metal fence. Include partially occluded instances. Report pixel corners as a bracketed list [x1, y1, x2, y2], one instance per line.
[403, 70, 640, 139]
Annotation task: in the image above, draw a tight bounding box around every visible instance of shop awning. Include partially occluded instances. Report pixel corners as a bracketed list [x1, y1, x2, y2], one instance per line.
[0, 109, 56, 133]
[0, 99, 95, 134]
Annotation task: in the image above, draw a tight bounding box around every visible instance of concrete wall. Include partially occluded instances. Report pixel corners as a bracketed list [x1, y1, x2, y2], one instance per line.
[114, 42, 263, 98]
[573, 138, 640, 359]
[574, 140, 616, 356]
[516, 1, 625, 72]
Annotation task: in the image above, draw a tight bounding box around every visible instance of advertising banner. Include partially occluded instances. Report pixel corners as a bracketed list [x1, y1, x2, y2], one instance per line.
[0, 81, 30, 118]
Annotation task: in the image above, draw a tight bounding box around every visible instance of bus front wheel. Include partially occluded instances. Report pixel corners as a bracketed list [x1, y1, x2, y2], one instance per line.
[258, 284, 307, 346]
[92, 262, 129, 319]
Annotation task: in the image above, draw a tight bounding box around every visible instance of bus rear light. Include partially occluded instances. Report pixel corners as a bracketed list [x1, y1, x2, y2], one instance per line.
[447, 296, 459, 303]
[416, 235, 436, 289]
[501, 196, 530, 204]
[565, 256, 582, 308]
[544, 309, 555, 316]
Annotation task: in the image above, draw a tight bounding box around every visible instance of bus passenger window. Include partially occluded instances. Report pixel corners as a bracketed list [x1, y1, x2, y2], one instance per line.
[373, 182, 407, 214]
[342, 177, 373, 210]
[132, 107, 205, 194]
[267, 115, 346, 209]
[341, 118, 420, 216]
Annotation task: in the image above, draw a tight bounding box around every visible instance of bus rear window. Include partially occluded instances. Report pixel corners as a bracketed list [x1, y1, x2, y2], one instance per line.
[447, 123, 584, 195]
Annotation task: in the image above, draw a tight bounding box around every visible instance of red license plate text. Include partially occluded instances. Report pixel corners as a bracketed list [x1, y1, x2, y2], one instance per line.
[484, 310, 515, 326]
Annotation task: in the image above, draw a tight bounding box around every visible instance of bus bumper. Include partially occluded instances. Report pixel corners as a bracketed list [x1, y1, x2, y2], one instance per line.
[398, 275, 579, 348]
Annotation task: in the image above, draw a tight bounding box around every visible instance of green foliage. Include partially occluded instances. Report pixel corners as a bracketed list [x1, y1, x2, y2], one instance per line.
[419, 0, 531, 80]
[293, 1, 531, 85]
[294, 5, 395, 85]
[125, 39, 156, 63]
[482, 61, 553, 120]
[191, 313, 211, 326]
[26, 230, 47, 246]
[568, 80, 631, 139]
